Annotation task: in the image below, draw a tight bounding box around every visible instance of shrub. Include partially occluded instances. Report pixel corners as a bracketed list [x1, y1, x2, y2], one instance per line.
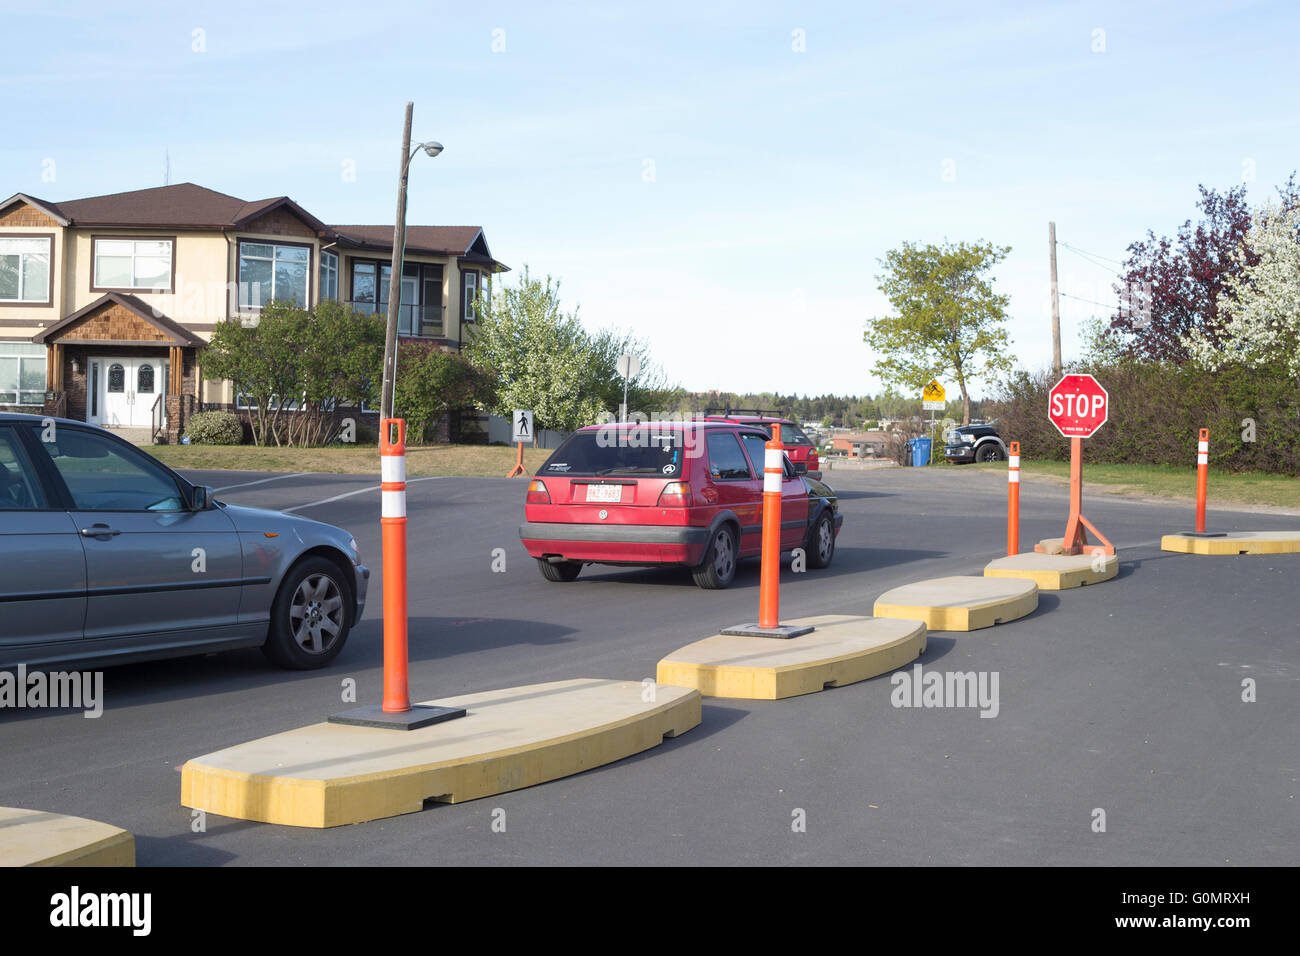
[990, 359, 1300, 475]
[185, 411, 244, 445]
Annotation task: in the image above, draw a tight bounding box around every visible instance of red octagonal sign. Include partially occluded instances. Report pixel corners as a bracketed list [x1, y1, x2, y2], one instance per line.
[1048, 374, 1109, 438]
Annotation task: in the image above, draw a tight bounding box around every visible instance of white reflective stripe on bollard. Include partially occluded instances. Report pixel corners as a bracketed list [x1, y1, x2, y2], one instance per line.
[1198, 441, 1209, 453]
[765, 449, 783, 470]
[1008, 472, 1020, 483]
[381, 455, 406, 483]
[764, 471, 782, 493]
[381, 490, 407, 518]
[1009, 456, 1020, 468]
[1197, 454, 1208, 465]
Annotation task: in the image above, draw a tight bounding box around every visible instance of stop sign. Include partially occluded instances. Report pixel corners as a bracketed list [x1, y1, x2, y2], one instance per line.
[1048, 374, 1108, 438]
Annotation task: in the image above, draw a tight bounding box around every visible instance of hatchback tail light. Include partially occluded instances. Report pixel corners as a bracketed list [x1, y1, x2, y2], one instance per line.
[657, 481, 692, 507]
[526, 479, 550, 504]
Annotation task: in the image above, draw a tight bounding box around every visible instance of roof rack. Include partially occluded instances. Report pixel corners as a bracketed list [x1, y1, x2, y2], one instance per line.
[701, 407, 785, 418]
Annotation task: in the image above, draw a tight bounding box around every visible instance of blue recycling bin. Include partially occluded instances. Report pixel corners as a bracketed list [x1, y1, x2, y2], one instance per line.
[909, 437, 932, 466]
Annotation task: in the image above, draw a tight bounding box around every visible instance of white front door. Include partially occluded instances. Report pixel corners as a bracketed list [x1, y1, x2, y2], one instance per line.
[91, 357, 164, 428]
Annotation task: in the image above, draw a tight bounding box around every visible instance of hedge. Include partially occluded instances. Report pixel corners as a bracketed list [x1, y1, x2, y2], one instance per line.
[990, 360, 1300, 475]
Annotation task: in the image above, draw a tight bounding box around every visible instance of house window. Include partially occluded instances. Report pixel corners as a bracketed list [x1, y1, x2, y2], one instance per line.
[0, 237, 52, 303]
[0, 343, 47, 405]
[321, 251, 339, 301]
[237, 241, 310, 310]
[350, 261, 377, 312]
[93, 238, 173, 291]
[462, 271, 478, 322]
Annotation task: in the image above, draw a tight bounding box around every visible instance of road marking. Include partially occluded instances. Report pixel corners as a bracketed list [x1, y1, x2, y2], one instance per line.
[213, 472, 311, 492]
[282, 476, 447, 513]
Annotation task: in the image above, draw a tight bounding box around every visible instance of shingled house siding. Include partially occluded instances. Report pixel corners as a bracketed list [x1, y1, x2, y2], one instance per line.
[56, 303, 172, 343]
[241, 209, 317, 238]
[0, 205, 59, 228]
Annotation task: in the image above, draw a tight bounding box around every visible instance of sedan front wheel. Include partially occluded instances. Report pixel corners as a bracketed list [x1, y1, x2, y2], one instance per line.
[263, 556, 352, 669]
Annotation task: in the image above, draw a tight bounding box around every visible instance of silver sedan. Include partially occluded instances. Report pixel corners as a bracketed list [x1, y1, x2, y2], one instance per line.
[0, 413, 367, 670]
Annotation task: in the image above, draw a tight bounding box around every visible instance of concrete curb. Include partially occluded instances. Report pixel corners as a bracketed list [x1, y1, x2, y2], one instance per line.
[984, 551, 1119, 589]
[0, 807, 134, 867]
[656, 614, 926, 700]
[1161, 531, 1300, 555]
[181, 678, 701, 828]
[873, 576, 1038, 631]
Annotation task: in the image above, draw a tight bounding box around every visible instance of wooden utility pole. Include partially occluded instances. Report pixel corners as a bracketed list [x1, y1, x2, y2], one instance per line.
[1049, 221, 1062, 377]
[380, 102, 414, 422]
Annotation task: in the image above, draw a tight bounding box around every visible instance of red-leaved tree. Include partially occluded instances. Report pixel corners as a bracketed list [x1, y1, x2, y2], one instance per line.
[1108, 175, 1299, 363]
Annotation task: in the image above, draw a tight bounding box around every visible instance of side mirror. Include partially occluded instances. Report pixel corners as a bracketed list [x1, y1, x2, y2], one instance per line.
[191, 485, 213, 510]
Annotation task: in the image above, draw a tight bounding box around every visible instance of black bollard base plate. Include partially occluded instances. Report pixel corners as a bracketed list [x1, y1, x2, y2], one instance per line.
[1177, 531, 1228, 538]
[719, 623, 816, 640]
[328, 703, 467, 731]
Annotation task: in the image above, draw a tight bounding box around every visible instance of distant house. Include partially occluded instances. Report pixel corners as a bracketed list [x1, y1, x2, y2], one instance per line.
[0, 183, 508, 441]
[831, 430, 891, 459]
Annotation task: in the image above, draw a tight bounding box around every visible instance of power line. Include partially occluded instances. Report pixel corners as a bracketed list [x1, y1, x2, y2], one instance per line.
[1059, 291, 1119, 311]
[1057, 240, 1126, 269]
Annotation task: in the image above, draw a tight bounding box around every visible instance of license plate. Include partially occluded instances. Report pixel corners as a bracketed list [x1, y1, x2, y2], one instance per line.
[585, 484, 623, 503]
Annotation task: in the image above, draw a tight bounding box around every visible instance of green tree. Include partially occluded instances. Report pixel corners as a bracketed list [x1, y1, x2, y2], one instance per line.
[464, 266, 675, 433]
[393, 341, 497, 442]
[202, 300, 385, 446]
[864, 239, 1015, 424]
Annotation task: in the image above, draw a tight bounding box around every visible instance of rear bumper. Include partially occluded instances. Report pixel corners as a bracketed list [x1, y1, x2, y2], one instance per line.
[519, 521, 710, 565]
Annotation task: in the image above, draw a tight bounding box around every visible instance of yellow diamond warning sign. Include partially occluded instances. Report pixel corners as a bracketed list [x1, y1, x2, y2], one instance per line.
[922, 380, 945, 411]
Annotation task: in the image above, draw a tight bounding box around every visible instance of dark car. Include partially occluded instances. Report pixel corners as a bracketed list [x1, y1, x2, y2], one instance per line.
[519, 420, 842, 588]
[0, 413, 367, 670]
[944, 419, 1008, 463]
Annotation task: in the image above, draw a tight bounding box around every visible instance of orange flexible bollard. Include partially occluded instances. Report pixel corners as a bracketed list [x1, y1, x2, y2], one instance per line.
[1007, 441, 1020, 556]
[1195, 428, 1209, 534]
[380, 418, 410, 713]
[758, 424, 784, 629]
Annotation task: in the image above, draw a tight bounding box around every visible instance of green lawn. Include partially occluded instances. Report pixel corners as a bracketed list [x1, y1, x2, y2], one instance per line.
[147, 442, 553, 478]
[972, 460, 1300, 509]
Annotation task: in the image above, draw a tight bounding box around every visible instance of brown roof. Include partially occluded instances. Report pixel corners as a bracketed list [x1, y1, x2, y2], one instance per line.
[4, 183, 330, 233]
[3, 183, 507, 269]
[332, 225, 483, 256]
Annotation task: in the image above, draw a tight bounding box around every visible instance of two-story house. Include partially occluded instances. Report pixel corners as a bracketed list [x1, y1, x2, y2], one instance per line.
[0, 182, 507, 442]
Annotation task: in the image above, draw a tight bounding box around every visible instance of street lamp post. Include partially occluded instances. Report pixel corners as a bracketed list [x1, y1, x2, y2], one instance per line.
[379, 101, 443, 421]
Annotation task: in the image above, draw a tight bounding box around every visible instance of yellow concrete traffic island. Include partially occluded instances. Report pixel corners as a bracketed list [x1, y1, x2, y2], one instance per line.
[873, 576, 1038, 631]
[0, 807, 134, 867]
[984, 550, 1119, 589]
[181, 678, 701, 829]
[655, 614, 926, 700]
[1161, 530, 1300, 556]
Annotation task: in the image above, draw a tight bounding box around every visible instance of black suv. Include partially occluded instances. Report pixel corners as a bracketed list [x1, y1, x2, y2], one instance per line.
[943, 420, 1008, 463]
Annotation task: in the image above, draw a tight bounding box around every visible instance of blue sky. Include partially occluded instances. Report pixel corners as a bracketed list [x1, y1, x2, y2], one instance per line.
[3, 0, 1296, 399]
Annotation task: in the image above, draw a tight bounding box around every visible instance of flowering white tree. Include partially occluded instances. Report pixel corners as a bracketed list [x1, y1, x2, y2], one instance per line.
[1185, 202, 1300, 375]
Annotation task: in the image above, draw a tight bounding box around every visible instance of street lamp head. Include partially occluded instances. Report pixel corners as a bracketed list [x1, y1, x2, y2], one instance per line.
[422, 141, 444, 158]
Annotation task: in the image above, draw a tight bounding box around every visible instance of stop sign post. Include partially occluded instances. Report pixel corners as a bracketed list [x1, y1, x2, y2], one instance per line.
[1041, 374, 1115, 557]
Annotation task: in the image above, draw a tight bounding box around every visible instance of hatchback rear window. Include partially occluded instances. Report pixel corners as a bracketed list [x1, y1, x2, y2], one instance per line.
[540, 428, 694, 478]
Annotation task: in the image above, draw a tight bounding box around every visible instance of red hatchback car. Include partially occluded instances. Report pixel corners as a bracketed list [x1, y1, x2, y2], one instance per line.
[519, 420, 842, 588]
[701, 412, 821, 478]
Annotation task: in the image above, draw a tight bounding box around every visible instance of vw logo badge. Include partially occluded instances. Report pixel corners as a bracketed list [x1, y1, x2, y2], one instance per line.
[598, 509, 608, 520]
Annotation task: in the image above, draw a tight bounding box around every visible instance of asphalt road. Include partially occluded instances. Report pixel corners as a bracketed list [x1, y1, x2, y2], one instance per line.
[3, 464, 1297, 866]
